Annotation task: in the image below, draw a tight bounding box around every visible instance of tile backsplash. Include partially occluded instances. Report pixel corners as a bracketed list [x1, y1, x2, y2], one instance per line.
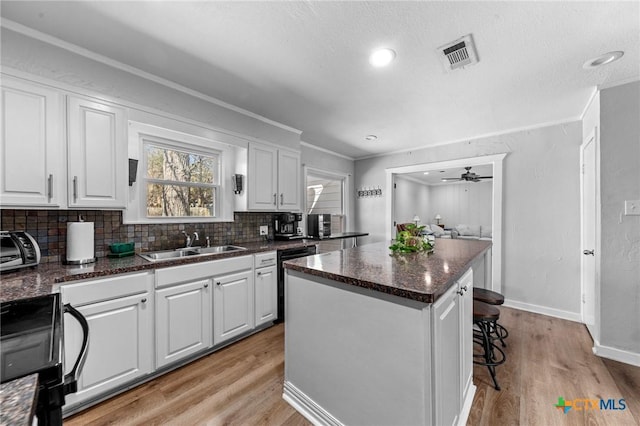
[0, 210, 278, 264]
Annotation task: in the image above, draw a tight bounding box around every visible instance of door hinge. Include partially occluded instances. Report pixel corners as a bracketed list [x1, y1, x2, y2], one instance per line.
[393, 183, 396, 189]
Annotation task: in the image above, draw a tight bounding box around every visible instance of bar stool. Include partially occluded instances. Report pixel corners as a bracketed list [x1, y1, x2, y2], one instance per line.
[473, 300, 506, 391]
[473, 288, 509, 346]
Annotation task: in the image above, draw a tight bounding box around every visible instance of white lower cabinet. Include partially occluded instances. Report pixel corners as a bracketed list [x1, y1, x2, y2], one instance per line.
[432, 283, 462, 426]
[61, 272, 154, 408]
[155, 279, 212, 369]
[254, 251, 277, 327]
[213, 269, 254, 344]
[431, 268, 474, 426]
[458, 269, 474, 408]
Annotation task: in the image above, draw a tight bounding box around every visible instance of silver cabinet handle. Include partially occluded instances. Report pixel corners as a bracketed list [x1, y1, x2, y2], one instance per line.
[48, 174, 53, 201]
[583, 249, 595, 256]
[216, 281, 221, 286]
[461, 285, 468, 292]
[141, 298, 147, 303]
[257, 271, 262, 276]
[204, 283, 209, 288]
[280, 193, 284, 205]
[73, 176, 78, 202]
[457, 290, 464, 296]
[273, 193, 277, 205]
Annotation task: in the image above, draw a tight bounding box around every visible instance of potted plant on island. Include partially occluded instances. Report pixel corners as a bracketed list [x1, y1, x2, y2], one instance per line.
[389, 223, 434, 254]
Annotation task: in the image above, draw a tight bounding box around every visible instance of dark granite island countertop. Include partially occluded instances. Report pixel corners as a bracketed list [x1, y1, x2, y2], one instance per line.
[283, 238, 491, 303]
[0, 374, 38, 426]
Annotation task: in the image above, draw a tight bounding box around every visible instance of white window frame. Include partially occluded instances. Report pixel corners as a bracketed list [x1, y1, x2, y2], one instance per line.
[125, 121, 235, 224]
[304, 166, 352, 249]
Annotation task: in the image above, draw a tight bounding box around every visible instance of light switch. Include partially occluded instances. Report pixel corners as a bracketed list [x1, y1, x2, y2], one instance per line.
[624, 200, 640, 216]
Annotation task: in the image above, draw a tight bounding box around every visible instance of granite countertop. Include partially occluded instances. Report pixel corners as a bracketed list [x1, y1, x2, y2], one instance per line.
[0, 374, 38, 426]
[0, 239, 317, 303]
[283, 238, 491, 304]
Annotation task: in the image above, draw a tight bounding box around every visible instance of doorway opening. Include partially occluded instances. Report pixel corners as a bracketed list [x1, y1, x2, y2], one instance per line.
[385, 154, 506, 293]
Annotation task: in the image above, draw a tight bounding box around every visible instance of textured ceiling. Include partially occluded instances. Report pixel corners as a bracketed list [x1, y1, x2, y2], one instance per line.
[2, 1, 638, 159]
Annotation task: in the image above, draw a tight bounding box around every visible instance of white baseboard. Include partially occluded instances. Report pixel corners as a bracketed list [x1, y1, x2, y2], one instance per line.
[458, 383, 476, 426]
[593, 341, 640, 367]
[503, 299, 582, 322]
[283, 381, 343, 426]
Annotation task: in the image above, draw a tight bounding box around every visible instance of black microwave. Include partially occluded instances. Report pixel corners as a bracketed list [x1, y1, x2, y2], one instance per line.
[307, 214, 332, 238]
[0, 231, 41, 272]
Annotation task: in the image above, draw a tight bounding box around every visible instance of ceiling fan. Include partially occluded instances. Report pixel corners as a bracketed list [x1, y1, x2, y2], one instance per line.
[441, 166, 493, 183]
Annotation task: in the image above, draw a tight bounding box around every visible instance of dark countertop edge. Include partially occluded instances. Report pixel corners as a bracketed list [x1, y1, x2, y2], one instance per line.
[0, 240, 318, 304]
[51, 240, 316, 284]
[0, 374, 38, 426]
[284, 242, 491, 304]
[307, 232, 369, 241]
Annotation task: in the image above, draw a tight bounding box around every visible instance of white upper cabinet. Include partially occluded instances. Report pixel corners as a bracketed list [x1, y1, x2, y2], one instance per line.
[67, 96, 127, 209]
[0, 76, 128, 209]
[248, 142, 278, 209]
[246, 142, 301, 211]
[277, 149, 301, 211]
[0, 75, 66, 207]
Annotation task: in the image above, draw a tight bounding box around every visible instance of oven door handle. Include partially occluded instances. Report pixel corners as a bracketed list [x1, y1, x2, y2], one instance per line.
[63, 303, 90, 395]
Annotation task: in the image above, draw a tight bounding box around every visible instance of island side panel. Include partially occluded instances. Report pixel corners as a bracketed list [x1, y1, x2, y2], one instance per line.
[284, 270, 433, 426]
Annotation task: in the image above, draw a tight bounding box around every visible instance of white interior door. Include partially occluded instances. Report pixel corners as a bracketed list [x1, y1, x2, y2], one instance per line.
[580, 132, 597, 336]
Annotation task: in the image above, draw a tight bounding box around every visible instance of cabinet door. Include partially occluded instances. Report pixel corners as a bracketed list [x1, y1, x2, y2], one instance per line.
[63, 292, 153, 407]
[247, 143, 278, 210]
[277, 149, 301, 211]
[67, 96, 126, 208]
[0, 76, 65, 207]
[156, 279, 212, 369]
[432, 284, 461, 426]
[255, 264, 277, 327]
[458, 269, 474, 403]
[213, 269, 254, 344]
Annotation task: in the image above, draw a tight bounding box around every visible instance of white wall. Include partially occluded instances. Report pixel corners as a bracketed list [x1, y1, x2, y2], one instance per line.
[427, 181, 492, 228]
[599, 81, 640, 357]
[355, 121, 583, 318]
[393, 176, 430, 226]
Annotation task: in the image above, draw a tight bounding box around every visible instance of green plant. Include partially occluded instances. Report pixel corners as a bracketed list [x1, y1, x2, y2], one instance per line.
[389, 223, 433, 253]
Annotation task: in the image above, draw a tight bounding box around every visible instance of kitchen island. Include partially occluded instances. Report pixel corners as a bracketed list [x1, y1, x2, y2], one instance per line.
[283, 238, 491, 426]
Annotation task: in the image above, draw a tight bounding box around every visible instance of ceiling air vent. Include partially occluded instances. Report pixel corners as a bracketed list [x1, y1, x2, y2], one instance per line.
[437, 34, 479, 72]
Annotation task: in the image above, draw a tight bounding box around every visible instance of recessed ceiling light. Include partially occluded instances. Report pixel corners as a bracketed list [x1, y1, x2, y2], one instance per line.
[423, 172, 430, 175]
[583, 51, 624, 69]
[369, 48, 396, 67]
[365, 135, 378, 141]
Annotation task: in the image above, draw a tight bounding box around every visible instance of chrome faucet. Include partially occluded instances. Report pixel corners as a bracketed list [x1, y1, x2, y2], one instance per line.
[181, 231, 199, 248]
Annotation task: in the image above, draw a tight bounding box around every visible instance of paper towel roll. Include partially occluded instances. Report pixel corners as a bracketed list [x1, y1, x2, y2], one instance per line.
[67, 222, 95, 263]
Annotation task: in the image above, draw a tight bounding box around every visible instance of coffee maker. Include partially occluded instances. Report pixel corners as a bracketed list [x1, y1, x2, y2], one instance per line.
[274, 213, 304, 240]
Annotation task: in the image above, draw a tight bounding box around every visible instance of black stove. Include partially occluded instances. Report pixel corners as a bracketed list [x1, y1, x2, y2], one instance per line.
[1, 294, 89, 426]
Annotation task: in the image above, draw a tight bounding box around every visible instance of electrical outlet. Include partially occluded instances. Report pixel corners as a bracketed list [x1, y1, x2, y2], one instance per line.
[259, 225, 268, 236]
[625, 200, 640, 216]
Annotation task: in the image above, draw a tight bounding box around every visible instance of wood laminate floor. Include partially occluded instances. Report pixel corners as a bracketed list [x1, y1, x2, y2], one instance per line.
[66, 307, 640, 426]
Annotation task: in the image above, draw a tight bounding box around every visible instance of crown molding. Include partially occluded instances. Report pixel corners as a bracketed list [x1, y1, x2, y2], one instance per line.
[300, 141, 355, 161]
[1, 18, 302, 136]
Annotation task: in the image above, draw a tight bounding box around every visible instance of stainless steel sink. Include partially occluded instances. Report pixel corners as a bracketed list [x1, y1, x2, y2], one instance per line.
[138, 245, 246, 262]
[196, 245, 247, 254]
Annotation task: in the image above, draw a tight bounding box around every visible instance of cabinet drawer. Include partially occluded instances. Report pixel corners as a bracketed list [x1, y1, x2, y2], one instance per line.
[156, 255, 253, 288]
[254, 251, 276, 268]
[61, 272, 152, 306]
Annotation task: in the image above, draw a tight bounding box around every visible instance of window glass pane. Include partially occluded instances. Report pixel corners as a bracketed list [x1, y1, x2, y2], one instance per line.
[147, 183, 215, 217]
[145, 145, 218, 184]
[306, 174, 343, 215]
